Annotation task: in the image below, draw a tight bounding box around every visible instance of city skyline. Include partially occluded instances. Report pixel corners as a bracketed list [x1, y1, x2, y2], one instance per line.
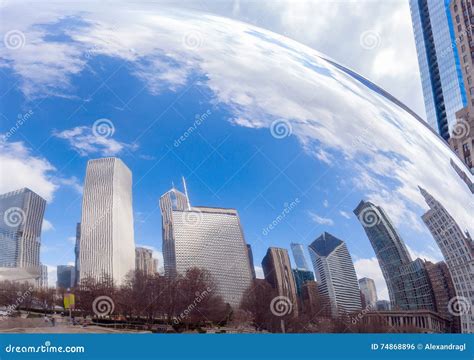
[0, 2, 472, 311]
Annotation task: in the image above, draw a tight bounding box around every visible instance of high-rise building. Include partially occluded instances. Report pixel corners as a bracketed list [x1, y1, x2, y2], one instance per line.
[74, 222, 80, 286]
[292, 268, 315, 297]
[37, 264, 48, 288]
[0, 188, 46, 283]
[354, 201, 435, 311]
[159, 180, 252, 308]
[301, 281, 332, 317]
[290, 242, 310, 270]
[308, 232, 361, 316]
[77, 158, 135, 286]
[425, 260, 461, 333]
[159, 182, 190, 278]
[409, 0, 467, 140]
[448, 0, 474, 173]
[420, 187, 474, 333]
[135, 247, 156, 275]
[262, 247, 299, 316]
[358, 277, 378, 308]
[57, 265, 75, 289]
[246, 244, 256, 279]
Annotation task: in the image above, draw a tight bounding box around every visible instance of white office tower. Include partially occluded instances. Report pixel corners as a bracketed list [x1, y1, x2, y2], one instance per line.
[77, 158, 135, 286]
[420, 187, 474, 333]
[308, 232, 362, 317]
[159, 180, 252, 308]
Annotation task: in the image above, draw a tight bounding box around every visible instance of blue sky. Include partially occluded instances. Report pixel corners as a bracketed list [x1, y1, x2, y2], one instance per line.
[1, 1, 472, 300]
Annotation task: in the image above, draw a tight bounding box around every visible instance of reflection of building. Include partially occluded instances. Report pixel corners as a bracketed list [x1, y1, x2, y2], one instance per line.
[135, 247, 156, 275]
[292, 269, 315, 296]
[361, 310, 449, 333]
[159, 180, 252, 308]
[409, 0, 467, 140]
[57, 265, 75, 289]
[0, 188, 46, 283]
[37, 264, 48, 288]
[246, 244, 256, 279]
[354, 201, 435, 311]
[262, 247, 299, 316]
[450, 158, 474, 193]
[308, 232, 361, 316]
[290, 243, 310, 270]
[420, 187, 474, 333]
[74, 223, 80, 286]
[77, 158, 136, 286]
[301, 281, 332, 317]
[448, 110, 474, 173]
[159, 181, 190, 278]
[376, 300, 391, 311]
[425, 261, 461, 333]
[358, 277, 378, 307]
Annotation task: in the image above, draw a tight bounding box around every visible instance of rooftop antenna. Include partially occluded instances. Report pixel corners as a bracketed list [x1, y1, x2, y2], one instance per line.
[171, 181, 175, 190]
[182, 176, 191, 209]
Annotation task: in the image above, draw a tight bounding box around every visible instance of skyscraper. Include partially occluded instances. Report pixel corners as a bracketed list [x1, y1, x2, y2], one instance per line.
[358, 277, 378, 308]
[290, 242, 310, 270]
[135, 247, 157, 275]
[409, 0, 467, 140]
[57, 265, 75, 289]
[292, 268, 315, 297]
[308, 232, 361, 316]
[159, 183, 190, 278]
[159, 180, 252, 308]
[354, 200, 435, 311]
[37, 264, 48, 289]
[420, 187, 474, 333]
[262, 247, 299, 316]
[0, 188, 46, 283]
[77, 158, 135, 286]
[425, 260, 461, 333]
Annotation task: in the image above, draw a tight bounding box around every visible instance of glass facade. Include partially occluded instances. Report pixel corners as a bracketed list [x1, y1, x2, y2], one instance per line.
[0, 188, 45, 269]
[290, 242, 310, 271]
[354, 201, 435, 311]
[409, 0, 467, 140]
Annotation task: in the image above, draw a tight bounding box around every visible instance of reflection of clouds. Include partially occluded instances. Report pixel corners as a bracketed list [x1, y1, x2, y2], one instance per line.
[0, 3, 472, 250]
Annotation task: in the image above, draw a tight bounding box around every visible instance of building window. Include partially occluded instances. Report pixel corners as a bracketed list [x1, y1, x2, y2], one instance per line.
[464, 54, 468, 63]
[462, 44, 466, 52]
[468, 76, 472, 84]
[457, 14, 461, 23]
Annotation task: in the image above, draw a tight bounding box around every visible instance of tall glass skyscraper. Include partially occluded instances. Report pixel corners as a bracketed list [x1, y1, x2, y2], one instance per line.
[354, 200, 435, 311]
[290, 242, 310, 270]
[409, 0, 467, 140]
[77, 158, 136, 286]
[358, 277, 378, 308]
[308, 232, 361, 316]
[0, 188, 46, 283]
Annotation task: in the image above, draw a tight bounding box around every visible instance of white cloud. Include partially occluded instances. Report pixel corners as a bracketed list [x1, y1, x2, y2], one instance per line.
[42, 219, 54, 232]
[354, 257, 388, 300]
[46, 264, 57, 288]
[67, 236, 76, 244]
[308, 211, 334, 226]
[254, 265, 264, 279]
[406, 245, 442, 264]
[322, 199, 329, 208]
[53, 126, 137, 156]
[0, 136, 57, 201]
[339, 210, 351, 219]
